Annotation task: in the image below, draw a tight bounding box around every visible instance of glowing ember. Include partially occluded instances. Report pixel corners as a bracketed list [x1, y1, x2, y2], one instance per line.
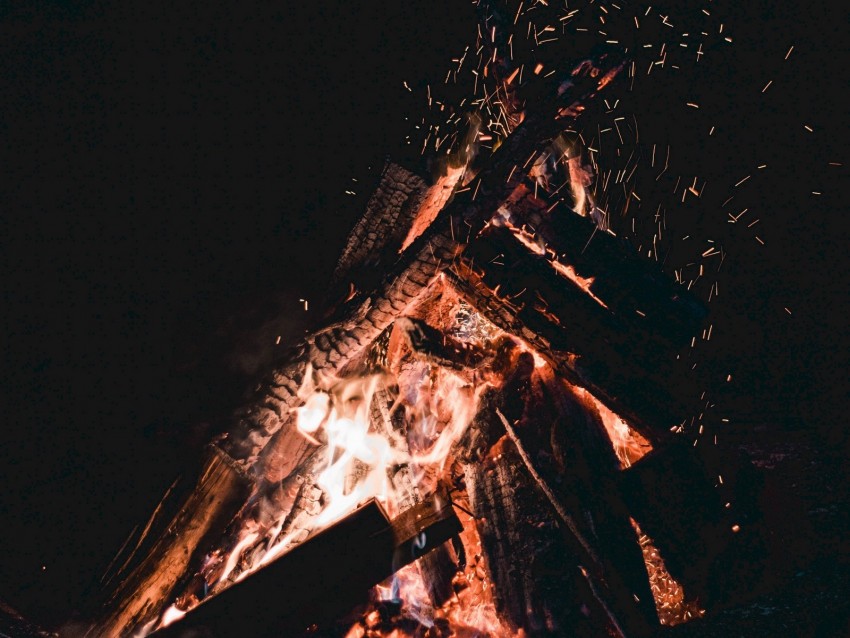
[632, 519, 705, 626]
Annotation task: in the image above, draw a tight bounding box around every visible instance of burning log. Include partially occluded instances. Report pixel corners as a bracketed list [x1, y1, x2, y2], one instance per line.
[503, 183, 707, 347]
[148, 494, 461, 638]
[331, 163, 429, 292]
[87, 446, 251, 638]
[370, 384, 461, 610]
[449, 219, 703, 443]
[222, 47, 628, 469]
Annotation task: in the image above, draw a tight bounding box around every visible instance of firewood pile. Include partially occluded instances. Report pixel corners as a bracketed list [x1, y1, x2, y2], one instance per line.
[81, 4, 763, 637]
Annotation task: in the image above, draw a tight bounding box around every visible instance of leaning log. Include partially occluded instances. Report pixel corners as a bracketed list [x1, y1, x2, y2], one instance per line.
[437, 334, 655, 636]
[149, 494, 461, 638]
[451, 221, 703, 442]
[86, 446, 251, 638]
[504, 182, 707, 347]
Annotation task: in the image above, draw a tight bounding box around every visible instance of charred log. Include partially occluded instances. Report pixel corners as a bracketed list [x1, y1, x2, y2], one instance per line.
[504, 182, 707, 347]
[452, 221, 702, 442]
[149, 495, 461, 638]
[86, 446, 251, 638]
[464, 438, 601, 636]
[620, 440, 769, 610]
[331, 162, 428, 294]
[446, 247, 697, 444]
[454, 346, 656, 636]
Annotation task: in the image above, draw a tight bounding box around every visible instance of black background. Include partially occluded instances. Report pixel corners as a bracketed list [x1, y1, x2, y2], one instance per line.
[0, 0, 846, 630]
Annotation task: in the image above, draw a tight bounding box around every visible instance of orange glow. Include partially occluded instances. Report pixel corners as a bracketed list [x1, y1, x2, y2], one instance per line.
[575, 387, 653, 468]
[632, 520, 705, 626]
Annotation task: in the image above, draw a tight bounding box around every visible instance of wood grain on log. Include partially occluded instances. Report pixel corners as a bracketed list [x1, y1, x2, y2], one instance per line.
[86, 446, 251, 638]
[452, 344, 656, 636]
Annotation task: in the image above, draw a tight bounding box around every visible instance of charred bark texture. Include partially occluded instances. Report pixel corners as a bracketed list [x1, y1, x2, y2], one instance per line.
[465, 441, 597, 636]
[331, 162, 428, 291]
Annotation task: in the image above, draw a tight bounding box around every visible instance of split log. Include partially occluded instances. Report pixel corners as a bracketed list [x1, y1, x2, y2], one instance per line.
[465, 440, 598, 635]
[149, 495, 461, 638]
[86, 446, 251, 638]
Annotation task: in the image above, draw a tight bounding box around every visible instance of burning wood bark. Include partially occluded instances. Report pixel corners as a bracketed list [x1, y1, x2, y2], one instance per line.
[88, 447, 251, 638]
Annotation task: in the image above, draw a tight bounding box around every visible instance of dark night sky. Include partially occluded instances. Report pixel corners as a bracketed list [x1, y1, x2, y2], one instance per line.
[0, 0, 847, 630]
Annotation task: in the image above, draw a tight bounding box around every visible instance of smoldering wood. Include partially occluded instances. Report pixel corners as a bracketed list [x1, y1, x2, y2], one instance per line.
[86, 446, 252, 638]
[391, 312, 666, 633]
[394, 316, 496, 372]
[492, 353, 658, 636]
[149, 495, 461, 638]
[445, 258, 692, 446]
[445, 345, 652, 637]
[464, 440, 603, 636]
[330, 163, 428, 297]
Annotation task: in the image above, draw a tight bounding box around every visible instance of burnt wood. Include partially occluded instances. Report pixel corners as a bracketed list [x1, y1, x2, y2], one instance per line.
[453, 222, 703, 442]
[90, 50, 629, 635]
[331, 162, 428, 292]
[221, 47, 627, 469]
[86, 446, 252, 638]
[149, 495, 461, 638]
[456, 349, 657, 637]
[505, 183, 707, 347]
